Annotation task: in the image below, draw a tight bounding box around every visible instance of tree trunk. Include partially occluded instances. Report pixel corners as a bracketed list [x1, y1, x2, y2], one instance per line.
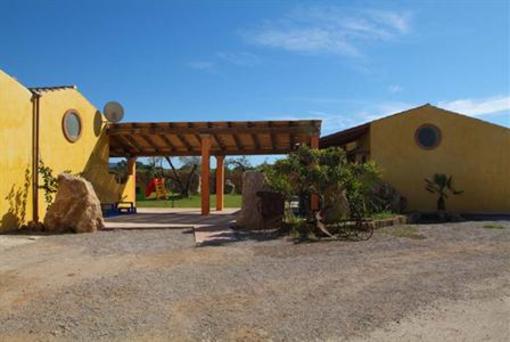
[437, 196, 446, 211]
[182, 164, 198, 197]
[164, 157, 186, 196]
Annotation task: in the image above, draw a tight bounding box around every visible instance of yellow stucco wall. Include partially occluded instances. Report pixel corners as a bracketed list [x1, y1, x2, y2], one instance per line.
[37, 89, 136, 218]
[0, 70, 33, 230]
[0, 69, 135, 230]
[370, 105, 510, 213]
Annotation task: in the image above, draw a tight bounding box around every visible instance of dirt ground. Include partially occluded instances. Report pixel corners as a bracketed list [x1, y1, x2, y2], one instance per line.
[0, 221, 509, 341]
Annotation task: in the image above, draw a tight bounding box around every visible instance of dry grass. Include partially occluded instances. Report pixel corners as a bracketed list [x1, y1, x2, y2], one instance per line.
[483, 224, 505, 230]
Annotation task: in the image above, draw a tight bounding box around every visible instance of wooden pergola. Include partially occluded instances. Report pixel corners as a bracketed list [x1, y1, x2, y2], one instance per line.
[107, 120, 321, 215]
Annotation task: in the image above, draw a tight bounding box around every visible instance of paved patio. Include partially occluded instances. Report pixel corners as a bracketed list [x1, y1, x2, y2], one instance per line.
[104, 208, 239, 245]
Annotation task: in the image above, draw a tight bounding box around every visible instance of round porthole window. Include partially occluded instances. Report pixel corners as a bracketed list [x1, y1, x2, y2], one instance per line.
[62, 110, 82, 142]
[415, 124, 441, 150]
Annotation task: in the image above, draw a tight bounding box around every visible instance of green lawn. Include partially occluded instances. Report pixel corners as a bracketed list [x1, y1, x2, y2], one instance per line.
[137, 194, 242, 208]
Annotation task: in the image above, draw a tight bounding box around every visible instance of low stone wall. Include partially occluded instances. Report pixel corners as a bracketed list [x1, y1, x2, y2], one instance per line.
[366, 215, 408, 229]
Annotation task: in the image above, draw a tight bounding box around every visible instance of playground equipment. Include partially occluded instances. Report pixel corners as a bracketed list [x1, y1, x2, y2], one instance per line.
[145, 178, 169, 199]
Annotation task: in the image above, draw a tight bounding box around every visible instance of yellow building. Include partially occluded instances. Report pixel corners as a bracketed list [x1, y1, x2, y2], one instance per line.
[321, 104, 510, 213]
[2, 67, 508, 231]
[0, 69, 135, 231]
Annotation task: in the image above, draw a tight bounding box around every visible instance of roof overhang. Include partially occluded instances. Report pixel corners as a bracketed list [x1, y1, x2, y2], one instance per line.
[107, 120, 321, 157]
[319, 123, 370, 148]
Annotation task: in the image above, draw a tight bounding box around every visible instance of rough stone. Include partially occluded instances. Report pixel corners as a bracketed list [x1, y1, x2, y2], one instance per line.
[322, 190, 351, 224]
[44, 173, 105, 233]
[236, 171, 270, 230]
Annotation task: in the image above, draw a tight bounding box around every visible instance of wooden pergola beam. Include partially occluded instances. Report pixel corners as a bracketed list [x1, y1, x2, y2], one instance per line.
[228, 122, 243, 151]
[247, 122, 261, 150]
[145, 123, 174, 152]
[212, 134, 226, 151]
[190, 122, 203, 145]
[167, 122, 193, 152]
[107, 120, 322, 158]
[206, 122, 226, 151]
[110, 135, 136, 154]
[267, 121, 276, 150]
[159, 134, 175, 150]
[107, 126, 319, 136]
[139, 134, 161, 152]
[175, 134, 193, 151]
[289, 122, 295, 150]
[123, 135, 144, 152]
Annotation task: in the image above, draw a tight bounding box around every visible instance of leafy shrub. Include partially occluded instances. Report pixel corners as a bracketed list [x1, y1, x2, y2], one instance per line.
[263, 145, 381, 221]
[368, 181, 407, 214]
[38, 161, 59, 206]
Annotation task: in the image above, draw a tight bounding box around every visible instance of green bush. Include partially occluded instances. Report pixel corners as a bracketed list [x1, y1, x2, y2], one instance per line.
[263, 145, 381, 221]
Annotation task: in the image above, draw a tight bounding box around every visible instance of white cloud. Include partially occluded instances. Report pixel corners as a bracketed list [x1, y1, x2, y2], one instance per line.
[264, 95, 510, 135]
[187, 61, 215, 70]
[216, 51, 261, 66]
[437, 96, 510, 116]
[243, 7, 412, 56]
[188, 52, 261, 71]
[263, 102, 415, 135]
[250, 27, 360, 56]
[367, 9, 411, 33]
[262, 99, 421, 135]
[388, 84, 403, 93]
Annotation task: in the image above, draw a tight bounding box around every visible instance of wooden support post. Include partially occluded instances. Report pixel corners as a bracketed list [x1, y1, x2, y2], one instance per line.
[201, 135, 212, 215]
[127, 157, 136, 175]
[310, 135, 320, 211]
[215, 155, 225, 211]
[127, 157, 137, 206]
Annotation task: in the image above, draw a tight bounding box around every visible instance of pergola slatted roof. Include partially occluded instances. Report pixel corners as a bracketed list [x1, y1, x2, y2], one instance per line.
[107, 120, 321, 157]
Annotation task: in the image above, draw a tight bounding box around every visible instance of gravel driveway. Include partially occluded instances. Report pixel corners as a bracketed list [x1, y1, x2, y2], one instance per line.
[0, 221, 509, 341]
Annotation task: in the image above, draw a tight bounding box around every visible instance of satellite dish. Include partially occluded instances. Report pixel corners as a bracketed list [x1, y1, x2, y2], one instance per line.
[103, 101, 124, 122]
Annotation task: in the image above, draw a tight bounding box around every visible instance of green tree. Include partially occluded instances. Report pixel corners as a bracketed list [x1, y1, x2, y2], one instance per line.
[110, 159, 129, 183]
[226, 156, 252, 172]
[425, 173, 463, 211]
[163, 156, 199, 197]
[263, 145, 380, 220]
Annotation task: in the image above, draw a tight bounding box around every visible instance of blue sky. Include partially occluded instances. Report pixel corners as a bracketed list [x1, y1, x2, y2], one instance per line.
[1, 0, 509, 164]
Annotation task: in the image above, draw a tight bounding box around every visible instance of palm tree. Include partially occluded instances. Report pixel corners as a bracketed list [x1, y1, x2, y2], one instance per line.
[425, 174, 463, 211]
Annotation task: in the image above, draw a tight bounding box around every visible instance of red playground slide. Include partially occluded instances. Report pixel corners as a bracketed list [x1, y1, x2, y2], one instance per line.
[145, 178, 158, 197]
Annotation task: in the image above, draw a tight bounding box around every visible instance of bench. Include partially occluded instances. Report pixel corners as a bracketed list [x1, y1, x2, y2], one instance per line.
[101, 202, 137, 217]
[117, 201, 137, 214]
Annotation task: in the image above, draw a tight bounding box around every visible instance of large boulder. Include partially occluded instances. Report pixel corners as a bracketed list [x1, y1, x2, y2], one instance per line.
[44, 173, 105, 233]
[236, 171, 270, 229]
[322, 190, 350, 224]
